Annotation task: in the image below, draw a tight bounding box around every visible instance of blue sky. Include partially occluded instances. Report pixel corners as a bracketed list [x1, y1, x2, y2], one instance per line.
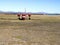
[0, 0, 60, 13]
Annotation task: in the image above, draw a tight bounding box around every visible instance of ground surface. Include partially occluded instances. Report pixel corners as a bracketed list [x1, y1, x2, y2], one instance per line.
[0, 14, 60, 45]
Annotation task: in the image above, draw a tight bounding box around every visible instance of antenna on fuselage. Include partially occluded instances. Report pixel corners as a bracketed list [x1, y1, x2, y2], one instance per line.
[24, 8, 26, 13]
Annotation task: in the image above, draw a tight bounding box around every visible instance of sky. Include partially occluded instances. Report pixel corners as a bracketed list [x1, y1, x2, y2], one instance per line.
[0, 0, 60, 13]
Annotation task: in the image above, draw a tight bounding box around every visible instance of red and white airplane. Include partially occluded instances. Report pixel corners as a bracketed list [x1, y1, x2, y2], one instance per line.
[17, 9, 31, 20]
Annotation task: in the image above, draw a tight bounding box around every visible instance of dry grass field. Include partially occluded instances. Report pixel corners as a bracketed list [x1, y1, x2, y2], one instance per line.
[0, 14, 60, 45]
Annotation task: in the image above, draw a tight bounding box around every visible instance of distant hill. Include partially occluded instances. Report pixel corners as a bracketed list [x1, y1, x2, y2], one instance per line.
[0, 11, 60, 15]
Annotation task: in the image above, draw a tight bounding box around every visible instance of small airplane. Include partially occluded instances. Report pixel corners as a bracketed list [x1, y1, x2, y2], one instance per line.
[17, 8, 31, 20]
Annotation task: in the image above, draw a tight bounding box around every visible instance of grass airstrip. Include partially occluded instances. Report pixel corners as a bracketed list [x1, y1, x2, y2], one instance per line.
[0, 14, 60, 45]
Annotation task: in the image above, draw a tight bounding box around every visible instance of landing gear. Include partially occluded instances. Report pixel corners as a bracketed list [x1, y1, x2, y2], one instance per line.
[29, 18, 31, 20]
[21, 17, 25, 20]
[18, 18, 20, 20]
